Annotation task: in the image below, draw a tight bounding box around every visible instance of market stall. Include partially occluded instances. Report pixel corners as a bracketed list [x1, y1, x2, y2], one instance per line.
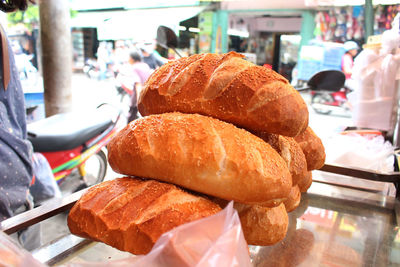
[1, 168, 399, 266]
[1, 49, 400, 266]
[2, 2, 400, 266]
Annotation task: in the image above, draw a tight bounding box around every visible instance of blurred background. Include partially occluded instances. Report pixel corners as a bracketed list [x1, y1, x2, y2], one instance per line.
[2, 1, 400, 265]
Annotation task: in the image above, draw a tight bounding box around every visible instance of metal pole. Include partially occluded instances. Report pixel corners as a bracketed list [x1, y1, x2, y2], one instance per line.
[38, 0, 72, 117]
[365, 0, 374, 40]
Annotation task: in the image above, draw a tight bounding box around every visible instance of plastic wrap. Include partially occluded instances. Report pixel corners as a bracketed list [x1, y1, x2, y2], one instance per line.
[30, 152, 62, 204]
[349, 17, 400, 132]
[0, 231, 44, 267]
[0, 202, 251, 267]
[324, 132, 394, 173]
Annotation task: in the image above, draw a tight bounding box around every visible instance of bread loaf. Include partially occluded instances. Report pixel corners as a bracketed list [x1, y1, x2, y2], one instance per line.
[283, 185, 301, 212]
[234, 202, 288, 246]
[254, 132, 308, 186]
[294, 127, 325, 170]
[107, 112, 292, 205]
[67, 177, 221, 255]
[138, 52, 308, 137]
[298, 171, 313, 193]
[210, 199, 288, 246]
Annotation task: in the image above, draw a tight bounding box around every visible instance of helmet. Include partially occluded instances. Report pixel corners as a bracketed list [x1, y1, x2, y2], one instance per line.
[344, 41, 359, 52]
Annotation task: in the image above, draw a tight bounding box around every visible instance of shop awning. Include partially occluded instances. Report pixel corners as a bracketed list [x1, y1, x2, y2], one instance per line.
[221, 0, 400, 9]
[70, 6, 206, 41]
[305, 0, 400, 6]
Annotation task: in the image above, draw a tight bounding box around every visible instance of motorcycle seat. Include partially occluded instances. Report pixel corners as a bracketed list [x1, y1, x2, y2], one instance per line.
[28, 111, 114, 152]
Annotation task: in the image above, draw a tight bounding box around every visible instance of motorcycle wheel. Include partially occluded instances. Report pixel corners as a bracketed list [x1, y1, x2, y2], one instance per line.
[87, 68, 99, 80]
[311, 93, 334, 115]
[82, 149, 108, 187]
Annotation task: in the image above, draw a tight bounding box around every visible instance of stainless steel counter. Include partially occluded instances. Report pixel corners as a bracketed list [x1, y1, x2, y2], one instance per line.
[2, 167, 400, 266]
[251, 182, 400, 266]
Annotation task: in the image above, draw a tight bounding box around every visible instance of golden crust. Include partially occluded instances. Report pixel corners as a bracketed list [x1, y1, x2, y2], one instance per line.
[107, 112, 292, 205]
[298, 171, 313, 193]
[294, 127, 326, 171]
[235, 202, 288, 246]
[67, 177, 221, 255]
[283, 185, 301, 212]
[138, 52, 309, 137]
[254, 132, 308, 186]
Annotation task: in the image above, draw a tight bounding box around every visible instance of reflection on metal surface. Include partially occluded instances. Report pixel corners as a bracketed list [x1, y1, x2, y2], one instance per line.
[396, 200, 400, 226]
[24, 181, 399, 266]
[251, 228, 315, 266]
[307, 180, 395, 210]
[32, 234, 91, 266]
[249, 182, 399, 266]
[320, 164, 400, 183]
[0, 189, 85, 235]
[3, 178, 400, 266]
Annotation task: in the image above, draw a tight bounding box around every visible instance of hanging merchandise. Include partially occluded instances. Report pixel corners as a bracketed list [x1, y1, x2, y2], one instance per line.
[374, 5, 385, 33]
[353, 6, 364, 40]
[326, 9, 336, 41]
[315, 6, 364, 43]
[373, 5, 400, 35]
[385, 5, 397, 30]
[345, 7, 352, 40]
[314, 11, 324, 40]
[334, 7, 347, 42]
[313, 4, 400, 42]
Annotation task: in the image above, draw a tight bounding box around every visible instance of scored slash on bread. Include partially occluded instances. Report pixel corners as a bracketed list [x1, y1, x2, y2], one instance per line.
[138, 51, 309, 137]
[67, 177, 222, 255]
[254, 132, 308, 186]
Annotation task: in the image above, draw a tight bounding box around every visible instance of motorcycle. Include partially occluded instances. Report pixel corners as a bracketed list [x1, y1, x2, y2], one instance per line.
[83, 58, 101, 80]
[297, 70, 350, 115]
[83, 58, 115, 80]
[27, 103, 121, 190]
[113, 68, 135, 121]
[114, 70, 134, 101]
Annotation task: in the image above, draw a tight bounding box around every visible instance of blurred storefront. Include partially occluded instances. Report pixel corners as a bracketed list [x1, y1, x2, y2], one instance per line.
[182, 1, 400, 82]
[68, 0, 209, 70]
[297, 2, 400, 83]
[225, 14, 304, 81]
[201, 1, 317, 82]
[66, 0, 400, 80]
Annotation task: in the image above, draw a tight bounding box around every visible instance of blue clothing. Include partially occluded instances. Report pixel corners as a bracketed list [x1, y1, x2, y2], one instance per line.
[0, 29, 33, 221]
[143, 53, 164, 70]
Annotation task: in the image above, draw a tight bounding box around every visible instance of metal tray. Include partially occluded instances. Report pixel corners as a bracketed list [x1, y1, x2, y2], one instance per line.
[1, 164, 400, 266]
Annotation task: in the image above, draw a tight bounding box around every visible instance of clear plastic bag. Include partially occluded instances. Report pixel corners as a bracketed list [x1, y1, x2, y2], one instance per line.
[0, 230, 44, 267]
[0, 202, 251, 267]
[325, 133, 394, 173]
[29, 152, 62, 204]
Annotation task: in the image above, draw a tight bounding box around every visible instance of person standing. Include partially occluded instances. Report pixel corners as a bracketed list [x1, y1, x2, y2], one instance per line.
[140, 47, 165, 70]
[0, 0, 44, 251]
[342, 41, 359, 80]
[0, 0, 33, 222]
[126, 51, 152, 123]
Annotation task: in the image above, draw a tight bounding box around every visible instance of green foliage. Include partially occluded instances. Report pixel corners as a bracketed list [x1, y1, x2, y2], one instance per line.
[6, 5, 78, 30]
[7, 5, 39, 29]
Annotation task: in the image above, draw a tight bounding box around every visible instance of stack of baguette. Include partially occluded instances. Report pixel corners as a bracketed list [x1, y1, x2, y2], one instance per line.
[68, 52, 325, 255]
